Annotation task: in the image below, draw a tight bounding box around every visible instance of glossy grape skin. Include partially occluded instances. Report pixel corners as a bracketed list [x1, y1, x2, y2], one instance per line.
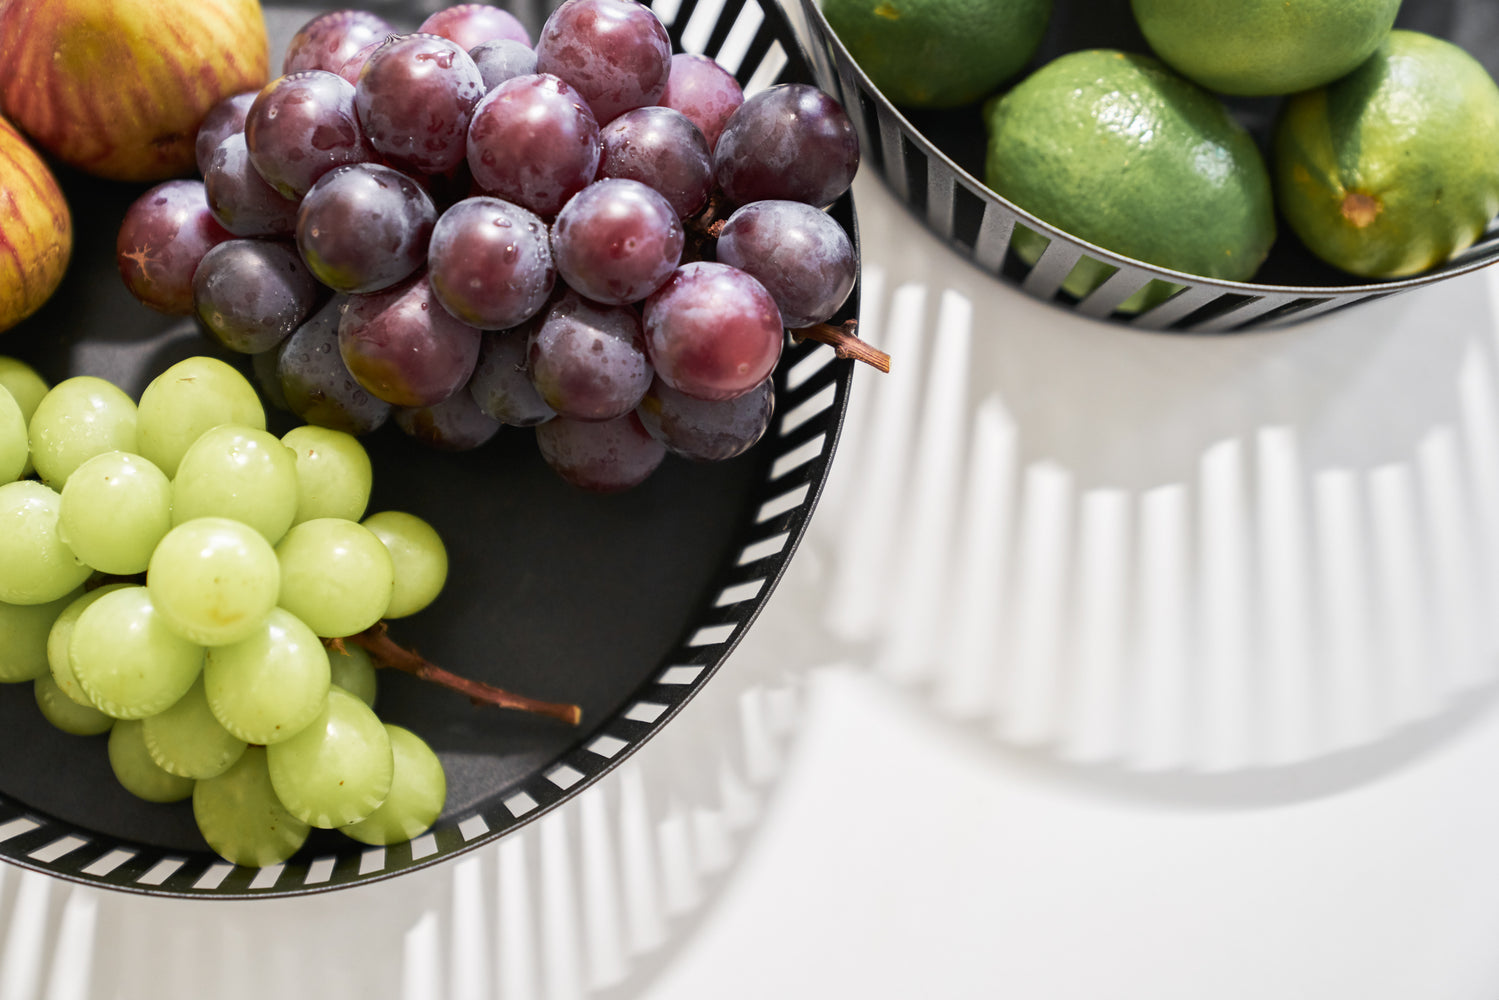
[245, 70, 372, 200]
[535, 411, 664, 492]
[467, 73, 601, 217]
[339, 275, 483, 407]
[420, 4, 531, 50]
[34, 675, 113, 736]
[194, 90, 257, 176]
[658, 52, 743, 151]
[468, 326, 556, 427]
[394, 389, 503, 451]
[355, 33, 487, 176]
[267, 685, 393, 828]
[148, 516, 282, 645]
[362, 510, 447, 618]
[274, 517, 394, 638]
[297, 163, 437, 294]
[0, 482, 89, 605]
[70, 586, 205, 720]
[712, 83, 860, 208]
[527, 290, 652, 420]
[193, 239, 323, 355]
[643, 261, 783, 401]
[281, 424, 374, 523]
[636, 375, 774, 461]
[58, 450, 172, 575]
[136, 357, 267, 479]
[340, 724, 446, 845]
[596, 107, 712, 219]
[534, 0, 672, 124]
[469, 38, 538, 91]
[204, 133, 301, 238]
[714, 199, 857, 329]
[551, 178, 682, 304]
[203, 607, 331, 746]
[284, 9, 397, 75]
[339, 39, 384, 85]
[428, 196, 555, 328]
[28, 376, 139, 489]
[277, 296, 393, 435]
[116, 180, 233, 315]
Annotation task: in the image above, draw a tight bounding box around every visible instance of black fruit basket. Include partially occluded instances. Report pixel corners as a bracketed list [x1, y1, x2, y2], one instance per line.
[0, 0, 858, 898]
[798, 0, 1499, 333]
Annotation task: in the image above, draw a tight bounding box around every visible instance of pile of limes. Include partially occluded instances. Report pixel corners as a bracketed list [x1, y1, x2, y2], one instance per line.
[822, 0, 1499, 290]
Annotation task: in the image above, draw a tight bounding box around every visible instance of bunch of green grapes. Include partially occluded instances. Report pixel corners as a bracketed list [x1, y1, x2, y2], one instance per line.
[0, 355, 449, 866]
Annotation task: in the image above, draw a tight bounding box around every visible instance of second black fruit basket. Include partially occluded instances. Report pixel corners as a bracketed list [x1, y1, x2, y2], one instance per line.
[799, 0, 1499, 333]
[0, 0, 859, 898]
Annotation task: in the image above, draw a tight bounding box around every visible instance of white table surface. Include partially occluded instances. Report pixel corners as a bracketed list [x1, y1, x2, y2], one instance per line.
[10, 76, 1499, 1000]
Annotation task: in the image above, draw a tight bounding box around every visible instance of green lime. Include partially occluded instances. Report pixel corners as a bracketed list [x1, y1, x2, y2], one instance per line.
[984, 50, 1276, 309]
[1131, 0, 1401, 96]
[1273, 30, 1499, 279]
[821, 0, 1052, 109]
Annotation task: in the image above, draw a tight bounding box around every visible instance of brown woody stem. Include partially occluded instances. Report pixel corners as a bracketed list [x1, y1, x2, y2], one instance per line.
[792, 319, 891, 373]
[335, 623, 582, 726]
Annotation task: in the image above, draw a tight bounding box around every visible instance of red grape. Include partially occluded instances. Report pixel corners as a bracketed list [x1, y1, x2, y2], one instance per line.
[466, 73, 601, 217]
[534, 0, 672, 125]
[658, 53, 743, 151]
[714, 199, 856, 329]
[354, 33, 487, 176]
[596, 106, 712, 218]
[117, 179, 233, 315]
[245, 70, 372, 199]
[551, 178, 683, 304]
[427, 195, 555, 328]
[642, 261, 783, 401]
[534, 411, 665, 492]
[527, 290, 653, 421]
[296, 163, 437, 294]
[713, 83, 859, 207]
[338, 274, 483, 407]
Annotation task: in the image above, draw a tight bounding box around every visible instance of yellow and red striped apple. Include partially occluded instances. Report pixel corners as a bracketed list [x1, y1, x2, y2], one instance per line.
[0, 0, 269, 183]
[0, 114, 71, 333]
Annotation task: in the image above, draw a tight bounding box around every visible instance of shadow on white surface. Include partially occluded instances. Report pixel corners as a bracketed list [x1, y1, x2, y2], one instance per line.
[800, 169, 1499, 778]
[0, 593, 807, 1000]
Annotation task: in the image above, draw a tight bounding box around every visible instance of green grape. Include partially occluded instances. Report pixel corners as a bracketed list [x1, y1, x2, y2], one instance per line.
[172, 424, 299, 545]
[0, 358, 47, 479]
[193, 746, 310, 867]
[33, 675, 114, 735]
[281, 425, 373, 525]
[340, 724, 446, 846]
[47, 583, 129, 707]
[147, 517, 280, 646]
[27, 376, 138, 488]
[0, 386, 26, 485]
[266, 685, 393, 828]
[203, 607, 330, 745]
[58, 451, 172, 575]
[275, 518, 393, 638]
[0, 356, 49, 423]
[142, 674, 247, 779]
[362, 511, 448, 618]
[136, 356, 265, 478]
[328, 642, 378, 709]
[0, 481, 92, 605]
[107, 719, 195, 803]
[0, 586, 81, 683]
[70, 585, 204, 720]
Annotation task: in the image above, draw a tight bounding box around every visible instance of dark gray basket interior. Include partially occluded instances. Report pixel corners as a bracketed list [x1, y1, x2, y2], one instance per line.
[799, 0, 1499, 333]
[0, 0, 857, 898]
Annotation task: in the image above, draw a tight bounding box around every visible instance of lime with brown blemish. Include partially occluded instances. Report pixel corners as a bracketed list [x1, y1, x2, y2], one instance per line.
[1273, 30, 1499, 279]
[820, 0, 1052, 108]
[983, 49, 1276, 311]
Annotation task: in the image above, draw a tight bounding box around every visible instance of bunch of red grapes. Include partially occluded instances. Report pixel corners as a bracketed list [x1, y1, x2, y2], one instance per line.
[115, 0, 861, 492]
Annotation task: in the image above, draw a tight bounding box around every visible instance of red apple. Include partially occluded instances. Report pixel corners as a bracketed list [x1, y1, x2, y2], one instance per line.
[0, 114, 71, 333]
[0, 0, 269, 182]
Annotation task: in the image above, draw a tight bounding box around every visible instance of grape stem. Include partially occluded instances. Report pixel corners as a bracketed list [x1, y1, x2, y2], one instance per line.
[334, 623, 583, 726]
[793, 319, 891, 373]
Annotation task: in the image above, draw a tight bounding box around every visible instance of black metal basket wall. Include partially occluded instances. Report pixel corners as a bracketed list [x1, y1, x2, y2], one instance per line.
[797, 0, 1499, 333]
[0, 0, 858, 898]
